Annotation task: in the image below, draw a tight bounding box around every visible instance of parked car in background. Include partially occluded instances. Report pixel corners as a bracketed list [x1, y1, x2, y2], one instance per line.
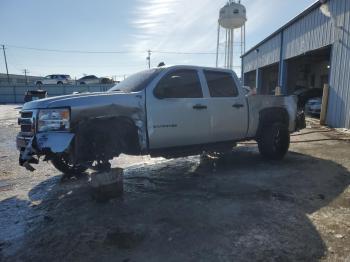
[77, 75, 115, 85]
[100, 77, 114, 84]
[293, 88, 323, 118]
[77, 75, 101, 85]
[293, 88, 323, 110]
[35, 75, 73, 86]
[305, 97, 322, 116]
[24, 90, 48, 103]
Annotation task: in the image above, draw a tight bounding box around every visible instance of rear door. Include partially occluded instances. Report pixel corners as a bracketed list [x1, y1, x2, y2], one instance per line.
[50, 75, 57, 84]
[146, 68, 211, 149]
[202, 70, 248, 142]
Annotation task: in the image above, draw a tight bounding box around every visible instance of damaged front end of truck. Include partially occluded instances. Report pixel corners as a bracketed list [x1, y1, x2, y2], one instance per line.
[17, 108, 77, 171]
[17, 94, 148, 173]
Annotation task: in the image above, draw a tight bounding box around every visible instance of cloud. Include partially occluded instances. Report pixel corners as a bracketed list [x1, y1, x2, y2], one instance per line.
[129, 0, 315, 69]
[129, 0, 219, 66]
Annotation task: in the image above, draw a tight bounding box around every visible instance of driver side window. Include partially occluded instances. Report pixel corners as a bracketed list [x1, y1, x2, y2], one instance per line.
[154, 69, 203, 99]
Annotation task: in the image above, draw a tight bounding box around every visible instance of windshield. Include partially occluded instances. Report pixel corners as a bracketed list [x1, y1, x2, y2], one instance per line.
[108, 68, 162, 93]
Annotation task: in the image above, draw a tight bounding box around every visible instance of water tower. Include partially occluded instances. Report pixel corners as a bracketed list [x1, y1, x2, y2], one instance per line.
[216, 0, 247, 70]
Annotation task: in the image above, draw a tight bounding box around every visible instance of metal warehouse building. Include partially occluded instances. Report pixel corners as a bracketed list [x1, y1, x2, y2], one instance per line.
[242, 0, 350, 129]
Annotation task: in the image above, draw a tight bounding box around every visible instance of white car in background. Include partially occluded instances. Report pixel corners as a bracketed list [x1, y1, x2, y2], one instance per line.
[35, 75, 73, 86]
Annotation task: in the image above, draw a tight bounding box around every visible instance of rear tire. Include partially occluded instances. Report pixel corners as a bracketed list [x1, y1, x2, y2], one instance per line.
[258, 122, 290, 160]
[51, 155, 88, 175]
[57, 81, 63, 85]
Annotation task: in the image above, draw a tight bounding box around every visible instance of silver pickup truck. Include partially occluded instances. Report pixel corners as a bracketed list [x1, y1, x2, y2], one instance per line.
[17, 65, 305, 174]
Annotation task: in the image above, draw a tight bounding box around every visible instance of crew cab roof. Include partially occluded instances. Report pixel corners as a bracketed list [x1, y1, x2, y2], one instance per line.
[156, 65, 234, 74]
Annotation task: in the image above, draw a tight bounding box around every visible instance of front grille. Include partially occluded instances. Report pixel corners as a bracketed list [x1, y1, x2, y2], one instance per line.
[21, 125, 32, 133]
[21, 112, 33, 118]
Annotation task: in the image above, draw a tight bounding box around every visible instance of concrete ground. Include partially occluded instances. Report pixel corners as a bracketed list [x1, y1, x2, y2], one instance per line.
[0, 104, 350, 262]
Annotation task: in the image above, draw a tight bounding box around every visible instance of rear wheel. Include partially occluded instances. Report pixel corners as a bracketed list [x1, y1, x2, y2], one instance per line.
[258, 122, 290, 160]
[57, 81, 63, 85]
[51, 155, 88, 175]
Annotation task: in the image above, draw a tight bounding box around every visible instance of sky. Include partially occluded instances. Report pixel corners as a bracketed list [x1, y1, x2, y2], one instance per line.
[0, 0, 316, 80]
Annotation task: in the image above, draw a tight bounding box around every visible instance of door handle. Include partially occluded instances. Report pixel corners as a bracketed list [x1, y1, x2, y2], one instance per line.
[232, 103, 244, 109]
[193, 104, 207, 110]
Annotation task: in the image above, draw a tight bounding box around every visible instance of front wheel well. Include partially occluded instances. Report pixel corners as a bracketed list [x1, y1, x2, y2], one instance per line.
[73, 116, 141, 163]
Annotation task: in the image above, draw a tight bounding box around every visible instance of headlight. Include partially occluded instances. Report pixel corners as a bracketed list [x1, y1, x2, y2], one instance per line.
[38, 108, 70, 132]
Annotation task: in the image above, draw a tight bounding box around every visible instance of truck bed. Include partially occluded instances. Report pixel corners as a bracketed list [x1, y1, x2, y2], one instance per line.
[246, 95, 298, 138]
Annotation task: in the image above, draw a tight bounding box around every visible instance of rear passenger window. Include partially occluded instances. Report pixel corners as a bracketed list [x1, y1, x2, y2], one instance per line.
[154, 69, 203, 99]
[204, 71, 239, 97]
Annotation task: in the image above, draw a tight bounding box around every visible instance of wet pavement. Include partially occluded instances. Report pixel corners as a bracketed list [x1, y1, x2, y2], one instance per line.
[0, 104, 350, 262]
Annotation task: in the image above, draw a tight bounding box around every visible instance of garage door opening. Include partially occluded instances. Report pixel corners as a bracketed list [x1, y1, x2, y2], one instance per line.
[260, 63, 279, 95]
[243, 70, 256, 91]
[286, 46, 331, 119]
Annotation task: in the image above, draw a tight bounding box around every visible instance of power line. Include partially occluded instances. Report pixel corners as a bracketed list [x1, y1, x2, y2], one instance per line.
[4, 44, 222, 56]
[2, 44, 244, 75]
[5, 44, 139, 54]
[153, 50, 217, 55]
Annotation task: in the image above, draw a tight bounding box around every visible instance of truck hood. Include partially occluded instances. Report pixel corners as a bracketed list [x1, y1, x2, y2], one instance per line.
[22, 91, 141, 110]
[22, 91, 146, 125]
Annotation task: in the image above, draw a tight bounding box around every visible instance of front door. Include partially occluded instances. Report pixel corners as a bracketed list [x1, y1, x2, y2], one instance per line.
[146, 69, 210, 149]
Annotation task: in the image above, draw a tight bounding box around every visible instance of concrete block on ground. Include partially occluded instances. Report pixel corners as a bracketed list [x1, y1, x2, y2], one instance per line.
[90, 168, 124, 202]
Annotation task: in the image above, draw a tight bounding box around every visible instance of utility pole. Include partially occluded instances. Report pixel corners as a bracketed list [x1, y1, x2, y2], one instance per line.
[146, 50, 152, 69]
[23, 69, 29, 86]
[2, 45, 10, 85]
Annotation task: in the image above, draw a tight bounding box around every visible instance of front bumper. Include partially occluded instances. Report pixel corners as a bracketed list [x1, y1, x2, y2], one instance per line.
[16, 135, 32, 150]
[17, 132, 75, 171]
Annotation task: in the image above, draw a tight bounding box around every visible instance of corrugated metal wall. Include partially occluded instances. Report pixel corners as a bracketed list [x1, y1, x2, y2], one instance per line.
[327, 0, 350, 129]
[243, 33, 281, 73]
[242, 0, 350, 129]
[283, 5, 334, 59]
[242, 51, 258, 73]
